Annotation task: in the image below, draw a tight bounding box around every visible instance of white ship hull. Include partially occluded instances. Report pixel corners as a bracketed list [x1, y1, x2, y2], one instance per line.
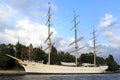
[19, 60, 108, 74]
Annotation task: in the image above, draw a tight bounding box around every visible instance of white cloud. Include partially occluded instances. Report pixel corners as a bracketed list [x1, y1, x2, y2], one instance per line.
[0, 19, 56, 47]
[10, 0, 34, 11]
[99, 14, 117, 28]
[9, 0, 57, 20]
[0, 18, 76, 54]
[97, 13, 120, 63]
[0, 0, 66, 53]
[16, 19, 56, 46]
[0, 3, 17, 22]
[53, 37, 75, 52]
[99, 13, 120, 48]
[87, 40, 93, 47]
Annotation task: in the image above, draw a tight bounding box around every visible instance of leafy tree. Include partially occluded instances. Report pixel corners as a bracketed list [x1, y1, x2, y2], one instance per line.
[50, 46, 59, 64]
[15, 41, 22, 59]
[96, 57, 106, 65]
[31, 47, 47, 63]
[106, 55, 119, 72]
[79, 52, 106, 65]
[21, 45, 28, 60]
[80, 53, 94, 64]
[58, 51, 75, 63]
[63, 52, 75, 62]
[0, 44, 15, 69]
[58, 51, 65, 63]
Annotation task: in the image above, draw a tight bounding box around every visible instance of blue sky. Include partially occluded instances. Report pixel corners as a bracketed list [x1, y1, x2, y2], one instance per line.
[0, 0, 120, 64]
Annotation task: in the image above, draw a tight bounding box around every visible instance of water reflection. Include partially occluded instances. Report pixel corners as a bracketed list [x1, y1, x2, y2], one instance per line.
[0, 74, 120, 80]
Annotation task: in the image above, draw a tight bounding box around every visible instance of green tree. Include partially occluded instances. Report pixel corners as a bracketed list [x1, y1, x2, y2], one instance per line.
[63, 52, 75, 62]
[58, 51, 65, 63]
[96, 57, 106, 65]
[80, 53, 94, 64]
[79, 52, 106, 65]
[15, 42, 22, 59]
[58, 51, 75, 63]
[50, 46, 59, 64]
[0, 44, 15, 69]
[32, 47, 47, 63]
[21, 45, 28, 60]
[106, 55, 119, 72]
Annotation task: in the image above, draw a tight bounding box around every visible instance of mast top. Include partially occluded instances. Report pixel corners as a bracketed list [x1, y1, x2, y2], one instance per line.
[48, 2, 51, 11]
[48, 2, 50, 4]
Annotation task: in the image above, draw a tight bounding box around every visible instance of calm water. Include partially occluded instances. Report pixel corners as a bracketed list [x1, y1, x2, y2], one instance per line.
[0, 73, 120, 80]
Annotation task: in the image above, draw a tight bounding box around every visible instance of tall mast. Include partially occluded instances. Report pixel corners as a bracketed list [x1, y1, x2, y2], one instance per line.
[69, 11, 84, 66]
[74, 11, 79, 66]
[70, 11, 80, 66]
[47, 2, 52, 65]
[93, 26, 96, 66]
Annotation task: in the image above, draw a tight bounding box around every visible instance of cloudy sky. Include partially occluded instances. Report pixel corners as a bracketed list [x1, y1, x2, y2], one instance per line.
[0, 0, 120, 64]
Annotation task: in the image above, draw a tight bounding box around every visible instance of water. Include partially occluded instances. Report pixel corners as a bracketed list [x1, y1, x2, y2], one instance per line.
[0, 73, 120, 80]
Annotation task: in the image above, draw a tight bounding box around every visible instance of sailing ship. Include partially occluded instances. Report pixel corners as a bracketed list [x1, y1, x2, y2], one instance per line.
[6, 3, 108, 74]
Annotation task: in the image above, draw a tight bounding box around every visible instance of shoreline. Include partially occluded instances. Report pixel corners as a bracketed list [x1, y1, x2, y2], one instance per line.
[0, 70, 26, 76]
